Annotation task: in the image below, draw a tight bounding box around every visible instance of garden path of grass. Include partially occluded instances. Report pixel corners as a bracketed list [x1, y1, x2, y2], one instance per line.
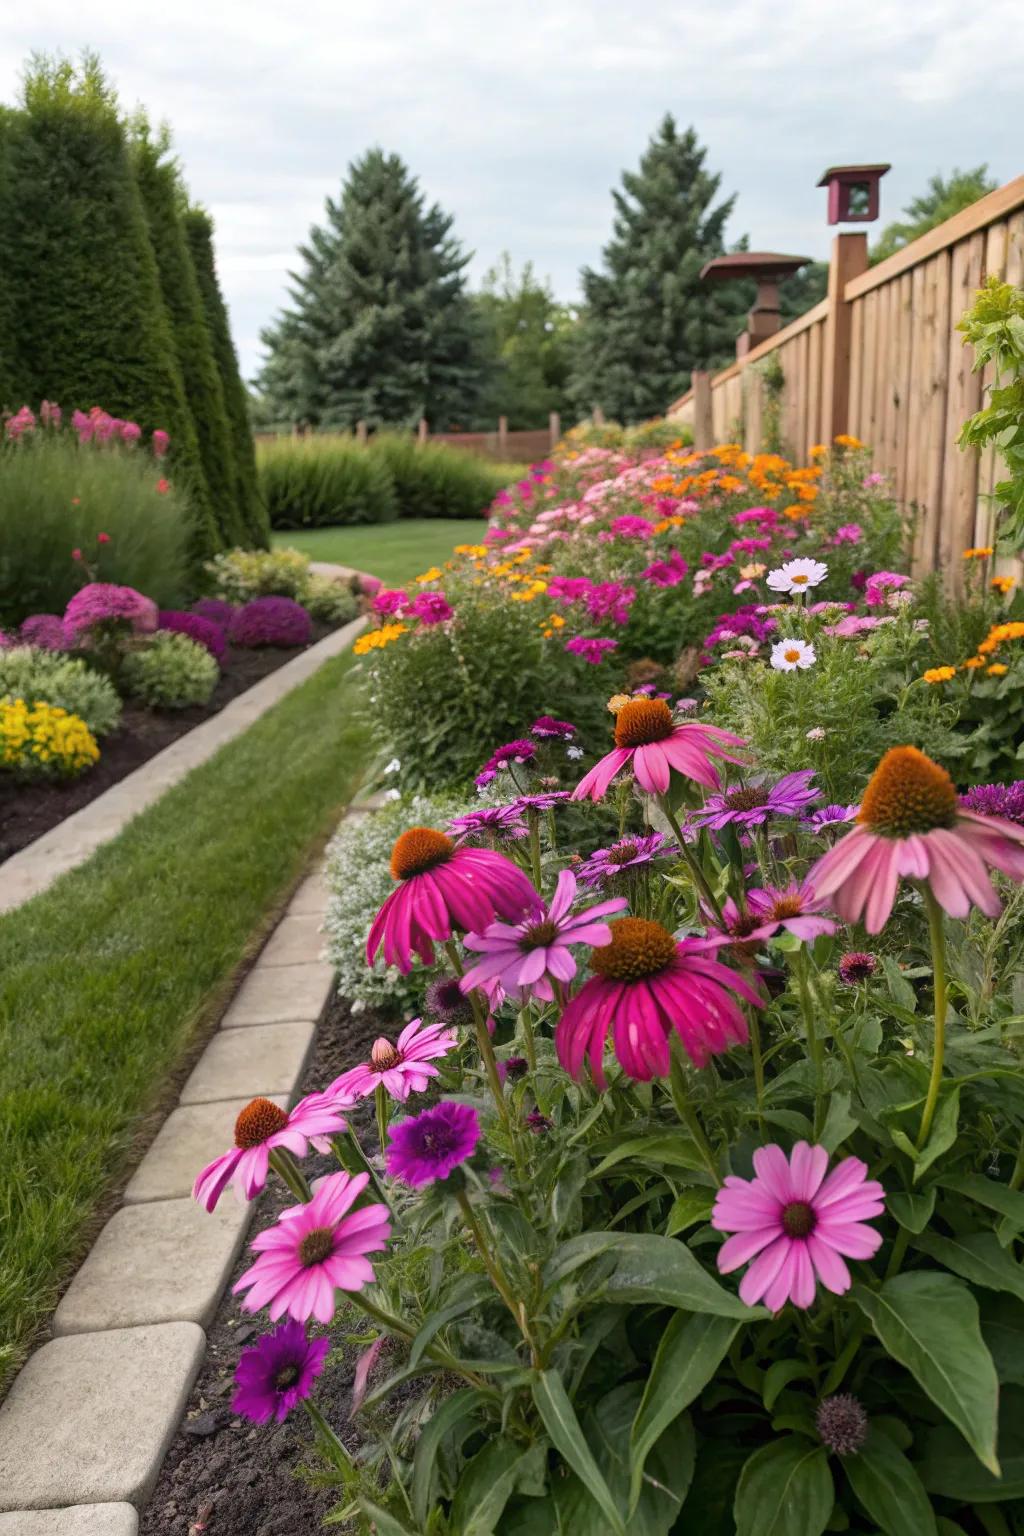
[273, 517, 489, 588]
[0, 649, 371, 1389]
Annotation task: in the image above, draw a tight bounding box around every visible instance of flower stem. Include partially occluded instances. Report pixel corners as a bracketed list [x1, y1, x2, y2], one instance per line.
[520, 1006, 538, 1075]
[527, 809, 543, 891]
[304, 1400, 353, 1468]
[917, 887, 948, 1149]
[748, 1009, 765, 1117]
[268, 1147, 312, 1203]
[669, 1050, 721, 1186]
[375, 1083, 390, 1161]
[793, 949, 825, 1139]
[446, 942, 521, 1166]
[456, 1188, 539, 1365]
[660, 799, 723, 925]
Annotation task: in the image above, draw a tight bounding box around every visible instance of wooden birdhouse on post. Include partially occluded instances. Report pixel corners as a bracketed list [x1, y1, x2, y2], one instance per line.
[699, 252, 811, 359]
[817, 164, 890, 225]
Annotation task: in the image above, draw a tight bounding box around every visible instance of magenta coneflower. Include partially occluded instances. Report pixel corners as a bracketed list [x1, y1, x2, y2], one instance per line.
[807, 803, 860, 833]
[809, 746, 1024, 933]
[509, 790, 572, 813]
[571, 699, 746, 801]
[460, 869, 626, 1004]
[327, 1017, 458, 1104]
[366, 827, 539, 972]
[690, 770, 819, 830]
[385, 1101, 481, 1187]
[745, 883, 836, 942]
[577, 832, 677, 888]
[712, 1143, 885, 1310]
[530, 716, 576, 740]
[555, 917, 760, 1086]
[447, 805, 528, 842]
[838, 951, 877, 985]
[192, 1093, 350, 1212]
[231, 1319, 330, 1424]
[234, 1171, 391, 1324]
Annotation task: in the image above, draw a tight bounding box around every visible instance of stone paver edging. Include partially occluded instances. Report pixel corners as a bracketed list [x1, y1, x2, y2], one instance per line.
[0, 614, 366, 916]
[0, 818, 362, 1521]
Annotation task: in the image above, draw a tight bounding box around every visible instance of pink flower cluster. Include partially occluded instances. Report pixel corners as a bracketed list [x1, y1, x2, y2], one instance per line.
[63, 583, 158, 642]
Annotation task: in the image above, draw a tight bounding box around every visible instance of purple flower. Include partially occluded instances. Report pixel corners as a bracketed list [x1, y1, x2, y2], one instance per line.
[158, 610, 226, 661]
[807, 803, 861, 833]
[385, 1101, 481, 1187]
[609, 514, 655, 539]
[641, 551, 688, 588]
[478, 740, 537, 784]
[447, 805, 528, 842]
[461, 869, 626, 1004]
[423, 976, 474, 1026]
[408, 590, 453, 626]
[691, 770, 820, 830]
[548, 576, 593, 606]
[960, 782, 1024, 827]
[745, 882, 837, 941]
[232, 1319, 330, 1424]
[19, 614, 66, 650]
[191, 597, 237, 629]
[831, 524, 863, 545]
[565, 635, 618, 664]
[838, 951, 877, 985]
[229, 597, 312, 649]
[509, 791, 572, 813]
[577, 832, 677, 887]
[585, 581, 634, 625]
[530, 715, 576, 740]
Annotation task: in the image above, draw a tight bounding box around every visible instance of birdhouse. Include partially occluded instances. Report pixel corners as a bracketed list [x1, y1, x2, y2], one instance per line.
[817, 164, 890, 225]
[699, 252, 811, 358]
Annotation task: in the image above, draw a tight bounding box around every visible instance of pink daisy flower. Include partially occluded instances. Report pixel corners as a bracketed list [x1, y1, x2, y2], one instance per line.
[326, 1017, 458, 1103]
[192, 1093, 351, 1212]
[712, 1143, 885, 1311]
[571, 698, 746, 801]
[367, 827, 539, 973]
[460, 869, 627, 1004]
[744, 882, 836, 942]
[809, 746, 1024, 933]
[233, 1170, 391, 1324]
[555, 917, 760, 1086]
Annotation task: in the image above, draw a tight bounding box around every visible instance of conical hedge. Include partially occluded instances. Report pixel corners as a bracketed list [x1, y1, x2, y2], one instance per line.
[184, 206, 268, 549]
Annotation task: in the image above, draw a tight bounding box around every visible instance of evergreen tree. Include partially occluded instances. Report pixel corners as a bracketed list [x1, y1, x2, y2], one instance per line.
[131, 119, 244, 547]
[569, 116, 747, 423]
[871, 165, 998, 264]
[257, 149, 484, 430]
[0, 108, 21, 412]
[473, 255, 575, 429]
[183, 206, 268, 548]
[0, 55, 215, 555]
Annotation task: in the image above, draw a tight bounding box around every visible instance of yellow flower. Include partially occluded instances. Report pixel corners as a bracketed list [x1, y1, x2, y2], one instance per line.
[508, 589, 537, 602]
[963, 546, 994, 560]
[834, 434, 864, 450]
[607, 694, 631, 713]
[415, 566, 442, 584]
[922, 666, 957, 684]
[987, 663, 1009, 676]
[809, 444, 828, 458]
[963, 657, 985, 670]
[534, 563, 553, 574]
[740, 562, 766, 580]
[353, 623, 408, 655]
[540, 612, 565, 630]
[991, 576, 1015, 594]
[1, 698, 98, 775]
[454, 543, 488, 557]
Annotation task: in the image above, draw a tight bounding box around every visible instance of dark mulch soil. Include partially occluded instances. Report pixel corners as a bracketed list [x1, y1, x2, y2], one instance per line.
[142, 995, 402, 1536]
[0, 625, 337, 864]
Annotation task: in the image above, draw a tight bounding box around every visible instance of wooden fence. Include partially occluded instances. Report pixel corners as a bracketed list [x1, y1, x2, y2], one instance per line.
[668, 176, 1024, 581]
[257, 415, 559, 465]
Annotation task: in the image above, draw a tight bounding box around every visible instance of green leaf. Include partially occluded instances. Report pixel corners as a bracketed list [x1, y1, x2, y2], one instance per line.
[629, 1313, 738, 1511]
[888, 1189, 936, 1233]
[411, 1389, 488, 1527]
[531, 1370, 625, 1535]
[355, 1499, 415, 1536]
[664, 1189, 715, 1236]
[843, 1428, 937, 1536]
[851, 1273, 999, 1475]
[409, 1277, 492, 1366]
[819, 1091, 858, 1154]
[589, 1133, 704, 1179]
[733, 1437, 833, 1536]
[882, 955, 918, 1012]
[887, 1086, 960, 1182]
[450, 1436, 544, 1536]
[918, 1386, 1024, 1502]
[980, 1293, 1024, 1384]
[914, 1231, 1024, 1302]
[544, 1231, 762, 1318]
[939, 1172, 1024, 1232]
[763, 1359, 816, 1412]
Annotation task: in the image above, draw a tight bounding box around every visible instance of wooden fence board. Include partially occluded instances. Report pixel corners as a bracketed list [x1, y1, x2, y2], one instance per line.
[938, 233, 986, 582]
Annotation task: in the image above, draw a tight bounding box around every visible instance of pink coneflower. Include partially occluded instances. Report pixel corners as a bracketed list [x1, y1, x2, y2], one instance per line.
[809, 746, 1024, 933]
[447, 804, 528, 842]
[192, 1094, 350, 1212]
[745, 882, 836, 942]
[577, 831, 677, 887]
[233, 1171, 391, 1323]
[385, 1101, 481, 1187]
[231, 1320, 330, 1424]
[690, 770, 819, 830]
[712, 1143, 885, 1310]
[571, 699, 746, 800]
[461, 869, 626, 1003]
[807, 803, 860, 832]
[327, 1017, 458, 1103]
[555, 918, 759, 1085]
[509, 790, 572, 813]
[366, 828, 539, 972]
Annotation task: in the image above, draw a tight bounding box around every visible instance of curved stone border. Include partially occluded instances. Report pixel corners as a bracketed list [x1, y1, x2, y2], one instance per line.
[0, 614, 366, 917]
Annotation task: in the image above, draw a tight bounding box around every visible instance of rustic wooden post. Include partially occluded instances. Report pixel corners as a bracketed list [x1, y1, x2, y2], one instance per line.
[417, 418, 428, 445]
[548, 411, 560, 450]
[592, 406, 605, 427]
[692, 371, 714, 451]
[498, 415, 508, 458]
[355, 419, 368, 444]
[821, 232, 868, 441]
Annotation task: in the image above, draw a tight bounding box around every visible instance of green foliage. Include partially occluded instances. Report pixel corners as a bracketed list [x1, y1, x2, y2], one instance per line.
[257, 436, 399, 528]
[0, 429, 191, 625]
[121, 629, 218, 708]
[872, 165, 998, 264]
[304, 574, 359, 625]
[957, 275, 1024, 549]
[183, 205, 269, 549]
[0, 646, 121, 735]
[368, 434, 512, 520]
[256, 148, 485, 431]
[206, 545, 317, 603]
[569, 116, 748, 422]
[473, 255, 575, 429]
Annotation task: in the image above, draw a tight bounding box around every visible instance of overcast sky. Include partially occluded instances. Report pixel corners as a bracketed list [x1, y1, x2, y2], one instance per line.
[3, 0, 1021, 382]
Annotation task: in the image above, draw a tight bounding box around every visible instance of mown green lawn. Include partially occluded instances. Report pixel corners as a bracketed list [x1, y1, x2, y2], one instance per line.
[0, 650, 370, 1387]
[274, 518, 490, 588]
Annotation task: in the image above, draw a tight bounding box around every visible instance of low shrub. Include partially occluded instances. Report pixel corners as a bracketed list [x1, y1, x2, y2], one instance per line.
[302, 574, 359, 626]
[63, 584, 158, 647]
[157, 610, 226, 662]
[0, 697, 99, 776]
[121, 631, 218, 709]
[18, 615, 66, 650]
[368, 433, 514, 520]
[205, 547, 312, 604]
[228, 597, 312, 649]
[257, 436, 398, 528]
[0, 647, 122, 737]
[191, 597, 237, 629]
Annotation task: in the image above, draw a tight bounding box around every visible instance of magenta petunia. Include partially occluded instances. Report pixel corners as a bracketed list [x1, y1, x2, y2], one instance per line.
[367, 827, 540, 973]
[193, 1093, 350, 1211]
[234, 1171, 391, 1324]
[327, 1017, 458, 1104]
[408, 590, 453, 625]
[564, 635, 618, 665]
[231, 1319, 330, 1424]
[385, 1101, 481, 1187]
[572, 698, 746, 801]
[461, 869, 626, 1004]
[712, 1143, 885, 1311]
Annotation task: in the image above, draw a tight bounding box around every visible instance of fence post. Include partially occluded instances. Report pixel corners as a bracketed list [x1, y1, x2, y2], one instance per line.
[692, 371, 714, 451]
[417, 418, 428, 445]
[498, 415, 508, 458]
[548, 411, 560, 450]
[592, 406, 605, 427]
[821, 232, 868, 441]
[355, 419, 368, 444]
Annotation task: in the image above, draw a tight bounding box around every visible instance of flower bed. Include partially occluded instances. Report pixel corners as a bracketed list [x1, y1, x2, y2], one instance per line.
[181, 434, 1024, 1532]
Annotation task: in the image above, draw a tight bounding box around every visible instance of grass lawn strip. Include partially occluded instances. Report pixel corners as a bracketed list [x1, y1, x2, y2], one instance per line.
[274, 517, 489, 588]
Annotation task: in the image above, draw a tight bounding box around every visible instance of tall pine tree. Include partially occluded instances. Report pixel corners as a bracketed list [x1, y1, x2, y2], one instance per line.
[473, 255, 574, 429]
[257, 149, 484, 430]
[569, 117, 746, 423]
[184, 206, 268, 548]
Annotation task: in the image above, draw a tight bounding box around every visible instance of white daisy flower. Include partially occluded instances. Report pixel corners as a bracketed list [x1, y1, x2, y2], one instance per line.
[766, 558, 829, 595]
[771, 638, 817, 672]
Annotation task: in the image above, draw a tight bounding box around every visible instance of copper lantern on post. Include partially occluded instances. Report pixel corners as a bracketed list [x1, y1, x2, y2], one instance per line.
[817, 164, 890, 225]
[699, 252, 810, 359]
